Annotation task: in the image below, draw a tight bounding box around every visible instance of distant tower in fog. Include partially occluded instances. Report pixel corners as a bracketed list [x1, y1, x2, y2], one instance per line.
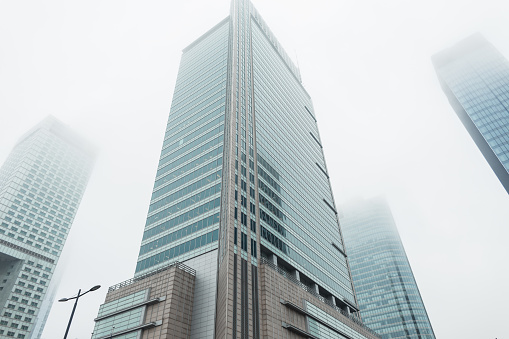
[433, 34, 509, 194]
[340, 197, 435, 339]
[0, 116, 95, 338]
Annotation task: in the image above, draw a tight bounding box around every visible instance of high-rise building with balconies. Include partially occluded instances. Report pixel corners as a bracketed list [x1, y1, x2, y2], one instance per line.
[0, 116, 95, 338]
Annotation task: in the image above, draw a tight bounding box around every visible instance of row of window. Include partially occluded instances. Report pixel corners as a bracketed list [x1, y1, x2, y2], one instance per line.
[170, 76, 225, 114]
[3, 196, 69, 232]
[168, 83, 226, 126]
[161, 111, 224, 157]
[175, 28, 227, 92]
[2, 312, 31, 322]
[7, 191, 70, 232]
[135, 229, 219, 272]
[142, 197, 221, 240]
[0, 226, 59, 257]
[164, 89, 226, 140]
[258, 159, 349, 275]
[145, 183, 221, 226]
[19, 172, 77, 212]
[31, 152, 87, 181]
[158, 124, 224, 169]
[163, 102, 224, 147]
[154, 144, 223, 188]
[1, 221, 61, 249]
[5, 299, 38, 309]
[0, 328, 27, 338]
[139, 213, 219, 255]
[148, 170, 221, 214]
[28, 162, 84, 200]
[171, 60, 226, 109]
[151, 157, 222, 201]
[155, 136, 223, 179]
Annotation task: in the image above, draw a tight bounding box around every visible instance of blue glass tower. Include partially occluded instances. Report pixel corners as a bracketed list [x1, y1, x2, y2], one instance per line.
[339, 198, 435, 339]
[433, 34, 509, 194]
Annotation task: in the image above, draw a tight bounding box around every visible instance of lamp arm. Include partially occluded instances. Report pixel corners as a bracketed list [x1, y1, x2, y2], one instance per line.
[64, 290, 89, 301]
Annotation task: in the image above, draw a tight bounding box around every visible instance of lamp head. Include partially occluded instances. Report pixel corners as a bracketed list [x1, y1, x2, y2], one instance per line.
[89, 285, 101, 292]
[58, 298, 69, 302]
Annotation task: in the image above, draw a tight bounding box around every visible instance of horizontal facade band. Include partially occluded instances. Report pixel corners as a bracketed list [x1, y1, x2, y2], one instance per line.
[94, 320, 162, 339]
[0, 238, 55, 264]
[94, 297, 166, 321]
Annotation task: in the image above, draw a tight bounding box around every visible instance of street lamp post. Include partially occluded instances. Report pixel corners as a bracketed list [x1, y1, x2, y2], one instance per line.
[59, 285, 101, 339]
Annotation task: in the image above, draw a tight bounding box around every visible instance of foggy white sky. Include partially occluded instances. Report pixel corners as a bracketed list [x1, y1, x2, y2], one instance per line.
[1, 0, 508, 338]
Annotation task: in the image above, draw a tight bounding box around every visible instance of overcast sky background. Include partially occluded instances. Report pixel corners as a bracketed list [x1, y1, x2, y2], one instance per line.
[1, 0, 509, 338]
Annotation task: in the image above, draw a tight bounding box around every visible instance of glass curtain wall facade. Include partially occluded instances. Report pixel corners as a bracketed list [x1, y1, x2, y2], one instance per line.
[135, 17, 228, 276]
[0, 116, 95, 338]
[433, 34, 509, 194]
[134, 16, 229, 339]
[339, 198, 435, 339]
[123, 0, 362, 338]
[251, 7, 354, 303]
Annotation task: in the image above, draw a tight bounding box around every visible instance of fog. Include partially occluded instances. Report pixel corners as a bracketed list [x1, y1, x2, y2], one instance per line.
[1, 0, 508, 338]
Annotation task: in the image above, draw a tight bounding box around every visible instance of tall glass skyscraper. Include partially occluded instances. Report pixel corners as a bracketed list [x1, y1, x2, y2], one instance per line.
[92, 1, 380, 338]
[0, 116, 95, 338]
[339, 198, 435, 339]
[433, 34, 509, 194]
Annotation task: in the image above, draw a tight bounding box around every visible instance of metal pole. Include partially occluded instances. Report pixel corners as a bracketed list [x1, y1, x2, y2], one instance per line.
[63, 289, 81, 339]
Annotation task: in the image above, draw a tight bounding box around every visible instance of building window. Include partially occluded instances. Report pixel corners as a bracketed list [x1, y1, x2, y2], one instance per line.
[241, 232, 248, 251]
